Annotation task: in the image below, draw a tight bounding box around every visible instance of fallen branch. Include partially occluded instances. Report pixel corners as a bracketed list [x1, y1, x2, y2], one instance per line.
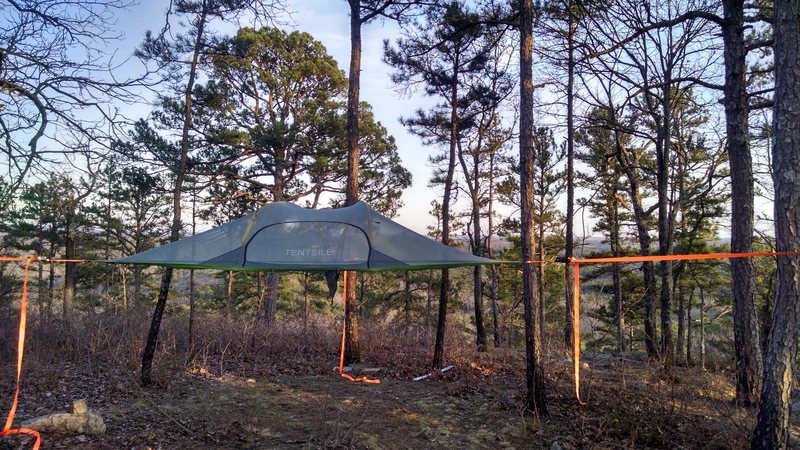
[413, 365, 454, 382]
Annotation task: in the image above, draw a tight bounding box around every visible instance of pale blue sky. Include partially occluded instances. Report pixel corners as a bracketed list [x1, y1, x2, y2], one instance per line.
[105, 0, 773, 241]
[109, 0, 442, 234]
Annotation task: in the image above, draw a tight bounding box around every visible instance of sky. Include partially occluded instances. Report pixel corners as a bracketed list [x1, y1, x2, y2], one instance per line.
[107, 0, 445, 234]
[102, 0, 776, 241]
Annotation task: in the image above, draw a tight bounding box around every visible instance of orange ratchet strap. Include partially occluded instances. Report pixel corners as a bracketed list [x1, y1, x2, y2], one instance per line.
[338, 271, 380, 384]
[562, 250, 800, 406]
[0, 256, 41, 450]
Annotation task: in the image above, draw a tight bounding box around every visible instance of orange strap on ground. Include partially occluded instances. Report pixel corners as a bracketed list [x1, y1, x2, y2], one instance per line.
[567, 250, 800, 406]
[338, 271, 380, 385]
[0, 256, 41, 450]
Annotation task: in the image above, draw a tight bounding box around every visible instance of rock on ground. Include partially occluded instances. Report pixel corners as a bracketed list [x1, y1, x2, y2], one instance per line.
[21, 399, 106, 435]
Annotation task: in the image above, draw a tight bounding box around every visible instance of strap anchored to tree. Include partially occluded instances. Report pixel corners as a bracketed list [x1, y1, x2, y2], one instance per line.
[0, 256, 41, 450]
[338, 271, 380, 385]
[562, 250, 800, 406]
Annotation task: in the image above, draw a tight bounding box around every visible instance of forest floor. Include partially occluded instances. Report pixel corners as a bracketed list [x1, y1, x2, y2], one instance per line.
[2, 351, 773, 449]
[0, 315, 791, 449]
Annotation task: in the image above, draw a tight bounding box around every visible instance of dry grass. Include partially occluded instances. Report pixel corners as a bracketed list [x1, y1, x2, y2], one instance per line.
[0, 310, 759, 449]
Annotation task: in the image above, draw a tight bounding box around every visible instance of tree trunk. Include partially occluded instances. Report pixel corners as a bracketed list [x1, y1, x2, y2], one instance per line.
[686, 287, 694, 366]
[426, 269, 433, 330]
[262, 272, 279, 324]
[699, 283, 706, 371]
[189, 190, 197, 345]
[226, 271, 234, 318]
[473, 208, 486, 350]
[63, 191, 76, 320]
[752, 3, 800, 446]
[432, 54, 460, 371]
[490, 264, 500, 346]
[613, 119, 657, 356]
[133, 267, 142, 303]
[564, 0, 576, 352]
[611, 199, 624, 351]
[488, 155, 500, 347]
[141, 6, 208, 386]
[120, 267, 128, 309]
[344, 271, 360, 363]
[37, 260, 44, 317]
[676, 283, 685, 364]
[538, 217, 546, 345]
[303, 272, 310, 326]
[343, 0, 363, 365]
[48, 241, 55, 318]
[188, 269, 194, 343]
[404, 271, 411, 331]
[520, 0, 547, 415]
[722, 0, 763, 407]
[761, 272, 774, 358]
[657, 77, 675, 370]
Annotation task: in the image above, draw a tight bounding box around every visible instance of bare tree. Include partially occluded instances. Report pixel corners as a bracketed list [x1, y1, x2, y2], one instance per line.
[0, 0, 144, 211]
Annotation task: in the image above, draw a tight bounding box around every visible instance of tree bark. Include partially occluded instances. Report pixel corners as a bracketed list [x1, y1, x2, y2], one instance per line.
[344, 0, 363, 365]
[676, 282, 685, 364]
[473, 200, 487, 350]
[564, 0, 576, 352]
[488, 153, 500, 346]
[226, 271, 234, 318]
[699, 283, 706, 371]
[426, 269, 433, 330]
[613, 124, 658, 356]
[48, 241, 55, 317]
[303, 272, 310, 326]
[722, 0, 763, 407]
[752, 2, 800, 446]
[611, 199, 624, 352]
[432, 53, 460, 370]
[657, 71, 675, 370]
[520, 0, 547, 415]
[37, 260, 44, 317]
[141, 5, 208, 386]
[189, 192, 196, 346]
[686, 287, 694, 366]
[262, 272, 279, 324]
[538, 210, 546, 345]
[63, 190, 76, 320]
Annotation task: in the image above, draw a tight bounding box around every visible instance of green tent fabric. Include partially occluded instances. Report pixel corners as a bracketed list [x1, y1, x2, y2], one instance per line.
[109, 201, 499, 272]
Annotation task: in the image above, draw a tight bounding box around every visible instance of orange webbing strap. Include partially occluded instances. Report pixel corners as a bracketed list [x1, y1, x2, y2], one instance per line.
[0, 256, 41, 450]
[571, 251, 800, 264]
[567, 250, 800, 406]
[572, 261, 586, 405]
[338, 271, 380, 385]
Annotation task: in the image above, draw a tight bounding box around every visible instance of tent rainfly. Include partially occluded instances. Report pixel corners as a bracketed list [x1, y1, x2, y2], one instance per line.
[110, 201, 499, 272]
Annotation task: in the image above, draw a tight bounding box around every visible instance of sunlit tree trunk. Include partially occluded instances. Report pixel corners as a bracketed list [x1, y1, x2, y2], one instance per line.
[752, 2, 800, 446]
[722, 0, 763, 407]
[141, 5, 208, 386]
[520, 0, 547, 415]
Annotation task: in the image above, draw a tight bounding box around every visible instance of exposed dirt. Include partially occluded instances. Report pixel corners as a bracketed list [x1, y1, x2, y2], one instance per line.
[0, 352, 766, 449]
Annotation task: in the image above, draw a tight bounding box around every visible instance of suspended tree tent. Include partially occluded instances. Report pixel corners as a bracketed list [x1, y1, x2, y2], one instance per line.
[109, 200, 502, 384]
[109, 201, 499, 271]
